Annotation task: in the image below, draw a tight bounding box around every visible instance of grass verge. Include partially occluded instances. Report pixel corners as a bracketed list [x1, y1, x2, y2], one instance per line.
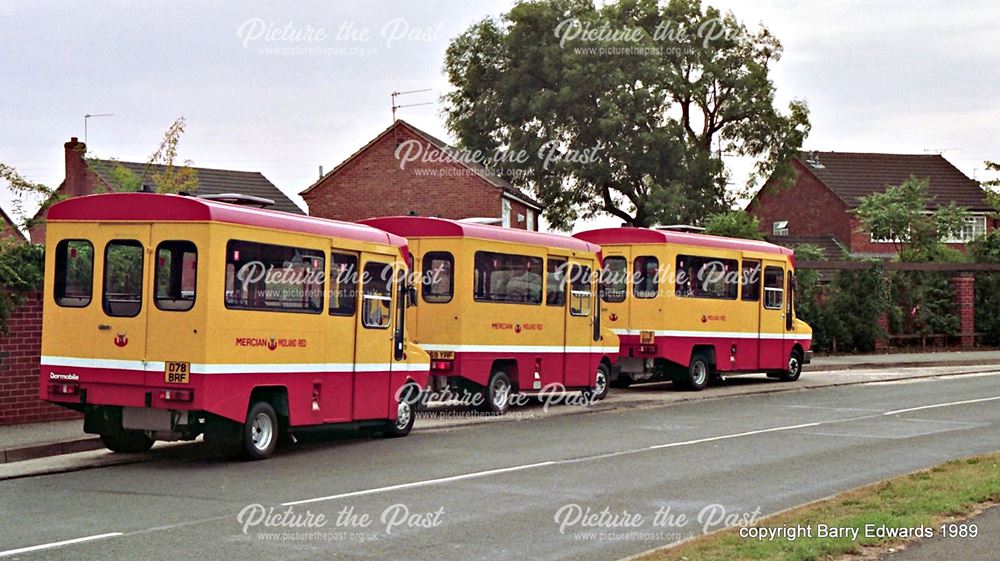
[634, 452, 1000, 561]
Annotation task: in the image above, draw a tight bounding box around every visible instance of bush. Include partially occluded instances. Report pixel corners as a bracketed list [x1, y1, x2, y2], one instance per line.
[0, 240, 45, 333]
[969, 230, 1000, 345]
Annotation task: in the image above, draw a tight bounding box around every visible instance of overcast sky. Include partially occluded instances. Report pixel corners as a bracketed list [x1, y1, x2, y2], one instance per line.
[2, 0, 998, 231]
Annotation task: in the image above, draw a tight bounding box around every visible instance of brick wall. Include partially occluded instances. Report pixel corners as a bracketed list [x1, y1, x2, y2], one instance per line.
[0, 292, 80, 425]
[951, 274, 975, 347]
[303, 123, 537, 229]
[747, 160, 854, 245]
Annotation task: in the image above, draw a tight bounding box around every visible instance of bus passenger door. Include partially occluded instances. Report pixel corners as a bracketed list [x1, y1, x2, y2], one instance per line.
[320, 251, 360, 423]
[758, 262, 786, 371]
[352, 257, 395, 420]
[564, 262, 594, 388]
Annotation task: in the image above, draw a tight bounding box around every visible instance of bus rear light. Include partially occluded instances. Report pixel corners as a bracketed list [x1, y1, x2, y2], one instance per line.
[639, 344, 658, 354]
[49, 383, 79, 395]
[158, 389, 193, 402]
[431, 360, 453, 371]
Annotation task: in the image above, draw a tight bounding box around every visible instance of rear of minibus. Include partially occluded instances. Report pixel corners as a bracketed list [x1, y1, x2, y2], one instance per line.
[41, 196, 209, 453]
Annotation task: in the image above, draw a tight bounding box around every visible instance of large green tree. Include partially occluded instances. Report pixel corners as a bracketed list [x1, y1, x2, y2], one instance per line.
[443, 0, 810, 229]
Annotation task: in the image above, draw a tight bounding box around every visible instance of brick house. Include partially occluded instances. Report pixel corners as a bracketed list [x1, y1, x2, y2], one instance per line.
[29, 137, 303, 243]
[747, 151, 997, 257]
[301, 120, 543, 230]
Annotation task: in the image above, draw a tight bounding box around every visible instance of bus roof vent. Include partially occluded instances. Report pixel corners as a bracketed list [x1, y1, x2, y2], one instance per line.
[197, 193, 275, 208]
[654, 224, 705, 233]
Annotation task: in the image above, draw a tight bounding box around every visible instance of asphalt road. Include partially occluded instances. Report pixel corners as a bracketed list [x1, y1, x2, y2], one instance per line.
[1, 372, 998, 561]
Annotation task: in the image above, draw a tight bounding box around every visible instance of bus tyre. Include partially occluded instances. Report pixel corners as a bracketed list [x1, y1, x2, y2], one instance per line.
[483, 371, 512, 415]
[583, 363, 610, 402]
[100, 429, 154, 454]
[241, 401, 278, 460]
[382, 384, 419, 438]
[779, 350, 803, 382]
[684, 354, 711, 391]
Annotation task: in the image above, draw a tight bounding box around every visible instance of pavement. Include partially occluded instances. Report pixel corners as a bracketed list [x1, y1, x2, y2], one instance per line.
[0, 370, 997, 560]
[2, 349, 999, 469]
[881, 506, 999, 561]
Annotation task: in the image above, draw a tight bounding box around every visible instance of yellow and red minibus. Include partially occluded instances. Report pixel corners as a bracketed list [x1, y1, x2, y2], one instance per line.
[573, 228, 812, 390]
[361, 217, 620, 414]
[41, 193, 430, 459]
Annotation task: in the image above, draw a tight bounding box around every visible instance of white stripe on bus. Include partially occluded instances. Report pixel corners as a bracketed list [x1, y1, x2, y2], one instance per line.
[39, 356, 430, 375]
[608, 328, 811, 340]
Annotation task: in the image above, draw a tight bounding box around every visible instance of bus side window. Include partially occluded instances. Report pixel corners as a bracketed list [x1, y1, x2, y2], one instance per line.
[763, 266, 784, 310]
[362, 261, 392, 329]
[601, 256, 627, 303]
[154, 241, 197, 312]
[546, 257, 567, 306]
[103, 240, 144, 317]
[330, 253, 358, 316]
[741, 260, 761, 302]
[422, 252, 454, 304]
[54, 239, 94, 307]
[633, 256, 658, 298]
[570, 265, 592, 317]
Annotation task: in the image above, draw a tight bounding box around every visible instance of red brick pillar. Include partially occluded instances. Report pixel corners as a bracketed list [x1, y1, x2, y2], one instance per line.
[875, 312, 889, 351]
[951, 273, 975, 348]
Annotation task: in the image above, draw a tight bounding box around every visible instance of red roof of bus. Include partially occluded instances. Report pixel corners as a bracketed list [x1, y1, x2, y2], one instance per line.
[47, 193, 406, 247]
[360, 217, 601, 253]
[573, 227, 793, 256]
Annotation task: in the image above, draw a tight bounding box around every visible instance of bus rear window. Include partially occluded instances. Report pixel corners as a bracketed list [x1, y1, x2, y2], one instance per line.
[473, 251, 543, 305]
[54, 239, 93, 307]
[224, 240, 325, 313]
[741, 260, 761, 302]
[155, 241, 197, 311]
[103, 240, 144, 317]
[633, 256, 659, 298]
[601, 256, 627, 303]
[421, 252, 454, 303]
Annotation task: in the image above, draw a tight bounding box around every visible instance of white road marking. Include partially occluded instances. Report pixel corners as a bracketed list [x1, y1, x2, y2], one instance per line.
[283, 461, 557, 506]
[883, 395, 1000, 416]
[0, 533, 123, 558]
[281, 394, 1000, 507]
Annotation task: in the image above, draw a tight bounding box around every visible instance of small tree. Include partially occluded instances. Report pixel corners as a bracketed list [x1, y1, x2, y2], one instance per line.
[702, 210, 764, 240]
[88, 117, 198, 194]
[969, 229, 1000, 345]
[853, 175, 967, 262]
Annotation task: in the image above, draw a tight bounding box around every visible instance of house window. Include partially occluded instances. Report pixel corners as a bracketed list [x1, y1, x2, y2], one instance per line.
[772, 221, 789, 236]
[526, 210, 536, 231]
[502, 199, 512, 228]
[943, 216, 988, 243]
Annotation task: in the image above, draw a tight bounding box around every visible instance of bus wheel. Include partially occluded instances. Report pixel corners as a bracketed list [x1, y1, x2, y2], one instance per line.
[100, 429, 154, 454]
[583, 363, 610, 401]
[382, 384, 419, 438]
[241, 401, 278, 460]
[482, 371, 512, 415]
[779, 350, 803, 382]
[684, 353, 711, 391]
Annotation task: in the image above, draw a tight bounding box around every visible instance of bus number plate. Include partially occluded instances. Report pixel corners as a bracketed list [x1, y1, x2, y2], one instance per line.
[640, 330, 655, 345]
[428, 351, 455, 360]
[165, 361, 190, 384]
